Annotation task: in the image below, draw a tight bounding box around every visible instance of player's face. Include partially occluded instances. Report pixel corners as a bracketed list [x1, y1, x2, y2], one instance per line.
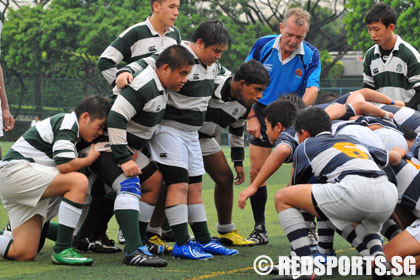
[80, 115, 107, 143]
[239, 83, 266, 107]
[265, 117, 281, 145]
[198, 43, 227, 66]
[155, 0, 180, 27]
[165, 64, 192, 92]
[367, 21, 394, 47]
[279, 17, 308, 55]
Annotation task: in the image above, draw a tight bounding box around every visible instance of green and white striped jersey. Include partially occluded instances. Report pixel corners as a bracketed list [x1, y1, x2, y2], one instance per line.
[363, 35, 420, 102]
[3, 112, 79, 166]
[117, 44, 230, 132]
[199, 75, 249, 164]
[98, 17, 181, 85]
[107, 65, 168, 165]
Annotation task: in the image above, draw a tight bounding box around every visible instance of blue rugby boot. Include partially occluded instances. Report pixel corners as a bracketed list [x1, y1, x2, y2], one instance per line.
[195, 238, 239, 256]
[172, 240, 213, 260]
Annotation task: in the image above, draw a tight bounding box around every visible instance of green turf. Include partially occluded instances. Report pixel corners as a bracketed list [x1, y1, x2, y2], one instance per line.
[0, 143, 414, 279]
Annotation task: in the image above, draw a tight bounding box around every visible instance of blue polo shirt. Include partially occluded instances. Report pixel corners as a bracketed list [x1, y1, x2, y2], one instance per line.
[246, 35, 321, 105]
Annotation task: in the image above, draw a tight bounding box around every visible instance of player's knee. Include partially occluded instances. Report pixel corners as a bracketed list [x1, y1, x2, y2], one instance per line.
[70, 173, 89, 195]
[274, 189, 287, 209]
[214, 169, 233, 187]
[12, 247, 38, 261]
[249, 168, 261, 182]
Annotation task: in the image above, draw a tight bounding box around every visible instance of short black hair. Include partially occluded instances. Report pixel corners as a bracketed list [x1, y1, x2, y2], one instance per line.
[191, 20, 231, 48]
[401, 125, 417, 141]
[295, 107, 331, 137]
[365, 3, 397, 27]
[74, 95, 112, 120]
[316, 93, 339, 105]
[233, 60, 270, 86]
[155, 45, 195, 70]
[264, 100, 298, 129]
[278, 94, 306, 109]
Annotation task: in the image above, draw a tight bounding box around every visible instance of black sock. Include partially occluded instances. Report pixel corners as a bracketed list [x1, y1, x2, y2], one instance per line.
[250, 186, 267, 226]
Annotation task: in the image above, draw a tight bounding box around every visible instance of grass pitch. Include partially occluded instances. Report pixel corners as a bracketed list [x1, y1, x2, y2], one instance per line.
[0, 142, 414, 279]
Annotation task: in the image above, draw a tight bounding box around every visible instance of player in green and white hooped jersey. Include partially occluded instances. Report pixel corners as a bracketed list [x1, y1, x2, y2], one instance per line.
[363, 3, 420, 109]
[98, 0, 181, 86]
[0, 96, 111, 265]
[93, 45, 194, 266]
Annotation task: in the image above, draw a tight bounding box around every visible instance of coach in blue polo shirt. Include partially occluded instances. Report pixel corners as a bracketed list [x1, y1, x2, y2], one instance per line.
[244, 7, 321, 245]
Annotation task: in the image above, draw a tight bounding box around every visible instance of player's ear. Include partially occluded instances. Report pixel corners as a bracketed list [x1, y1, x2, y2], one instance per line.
[238, 80, 246, 88]
[79, 112, 90, 125]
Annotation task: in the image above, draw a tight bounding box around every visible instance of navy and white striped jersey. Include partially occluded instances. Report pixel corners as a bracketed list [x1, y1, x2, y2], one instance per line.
[292, 132, 388, 185]
[199, 75, 249, 163]
[273, 128, 299, 164]
[376, 104, 420, 133]
[3, 112, 80, 166]
[391, 157, 420, 218]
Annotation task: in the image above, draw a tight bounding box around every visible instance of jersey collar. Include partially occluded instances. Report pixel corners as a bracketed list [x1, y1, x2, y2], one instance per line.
[274, 34, 305, 64]
[145, 17, 174, 36]
[374, 34, 402, 55]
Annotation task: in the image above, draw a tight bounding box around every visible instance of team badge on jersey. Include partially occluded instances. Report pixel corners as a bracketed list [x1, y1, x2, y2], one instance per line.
[396, 63, 402, 73]
[149, 46, 157, 52]
[296, 68, 303, 77]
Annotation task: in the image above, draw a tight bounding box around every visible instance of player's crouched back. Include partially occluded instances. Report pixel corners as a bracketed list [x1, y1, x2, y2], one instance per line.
[0, 96, 111, 266]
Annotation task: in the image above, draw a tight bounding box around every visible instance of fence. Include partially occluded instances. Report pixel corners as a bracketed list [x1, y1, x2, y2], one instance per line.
[1, 76, 364, 142]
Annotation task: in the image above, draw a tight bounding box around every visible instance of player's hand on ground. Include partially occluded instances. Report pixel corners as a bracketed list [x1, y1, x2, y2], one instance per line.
[234, 166, 245, 185]
[120, 159, 142, 177]
[246, 117, 261, 139]
[86, 144, 101, 165]
[116, 72, 133, 89]
[2, 109, 15, 132]
[238, 186, 258, 209]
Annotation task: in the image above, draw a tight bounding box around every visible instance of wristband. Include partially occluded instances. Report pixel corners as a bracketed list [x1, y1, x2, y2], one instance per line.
[247, 115, 257, 120]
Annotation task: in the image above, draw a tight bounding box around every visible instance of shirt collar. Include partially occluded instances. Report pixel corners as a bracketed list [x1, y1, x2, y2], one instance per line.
[71, 111, 80, 138]
[145, 17, 174, 36]
[273, 34, 305, 61]
[374, 34, 402, 55]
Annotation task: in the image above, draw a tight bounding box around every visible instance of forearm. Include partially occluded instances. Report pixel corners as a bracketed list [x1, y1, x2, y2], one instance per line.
[249, 145, 291, 188]
[302, 86, 318, 106]
[56, 157, 95, 173]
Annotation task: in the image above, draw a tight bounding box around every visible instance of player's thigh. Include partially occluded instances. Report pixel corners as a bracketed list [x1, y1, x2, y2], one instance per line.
[384, 227, 420, 259]
[275, 184, 318, 216]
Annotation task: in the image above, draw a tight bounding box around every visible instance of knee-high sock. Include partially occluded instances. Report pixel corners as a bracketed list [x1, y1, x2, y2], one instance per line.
[166, 204, 189, 245]
[139, 201, 155, 242]
[250, 186, 267, 226]
[278, 208, 312, 256]
[188, 204, 211, 244]
[337, 226, 369, 257]
[54, 198, 83, 253]
[317, 219, 335, 254]
[355, 224, 384, 258]
[380, 219, 401, 241]
[114, 193, 141, 254]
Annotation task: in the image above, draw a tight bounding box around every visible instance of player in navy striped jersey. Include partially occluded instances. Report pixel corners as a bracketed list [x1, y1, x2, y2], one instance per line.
[0, 96, 111, 266]
[89, 45, 194, 266]
[98, 0, 181, 86]
[383, 156, 420, 269]
[199, 60, 269, 246]
[272, 107, 400, 280]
